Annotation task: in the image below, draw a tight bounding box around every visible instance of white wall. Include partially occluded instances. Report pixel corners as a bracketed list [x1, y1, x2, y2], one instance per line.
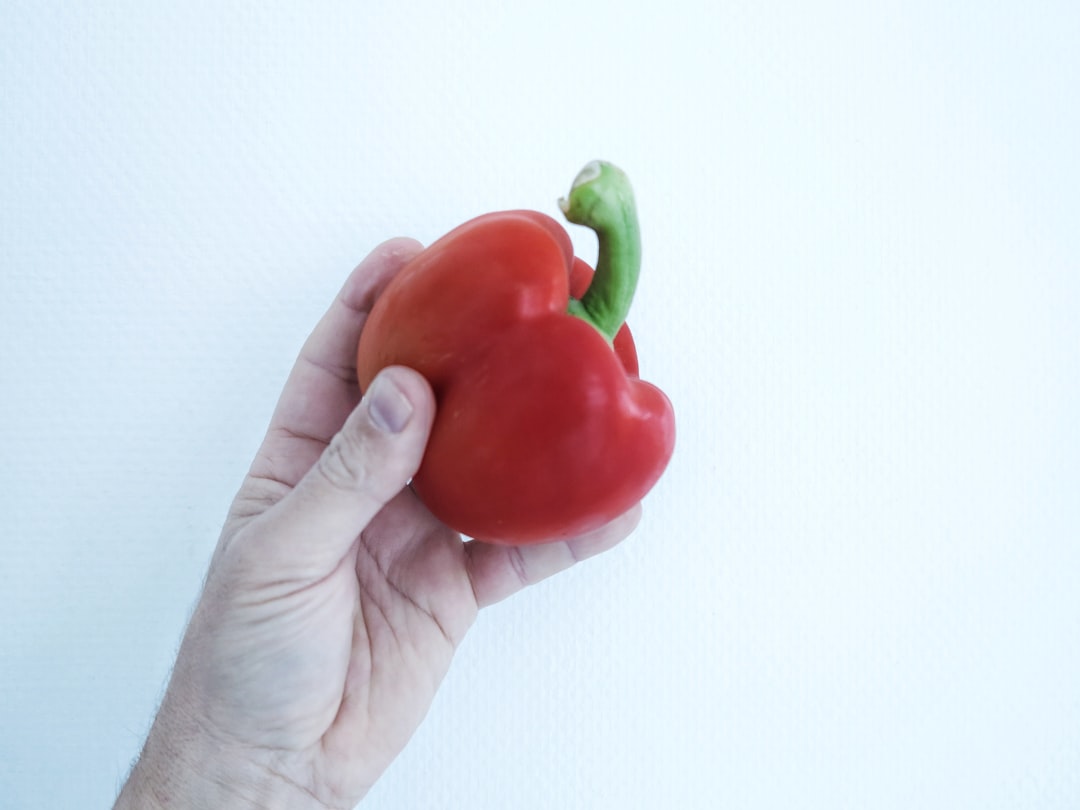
[3, 2, 1079, 807]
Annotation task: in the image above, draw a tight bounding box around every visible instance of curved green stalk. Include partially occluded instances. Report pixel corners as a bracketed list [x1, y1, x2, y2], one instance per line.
[560, 161, 641, 342]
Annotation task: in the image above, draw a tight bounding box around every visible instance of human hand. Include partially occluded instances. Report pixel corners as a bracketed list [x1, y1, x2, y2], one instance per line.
[114, 239, 642, 809]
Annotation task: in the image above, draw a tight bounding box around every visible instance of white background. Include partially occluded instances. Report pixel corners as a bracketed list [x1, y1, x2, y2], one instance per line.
[3, 2, 1079, 808]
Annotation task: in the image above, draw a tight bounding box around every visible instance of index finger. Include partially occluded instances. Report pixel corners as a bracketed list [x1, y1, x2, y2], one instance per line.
[250, 238, 424, 489]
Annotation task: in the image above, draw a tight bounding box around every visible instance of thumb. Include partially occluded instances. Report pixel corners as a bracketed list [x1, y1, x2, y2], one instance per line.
[261, 365, 436, 573]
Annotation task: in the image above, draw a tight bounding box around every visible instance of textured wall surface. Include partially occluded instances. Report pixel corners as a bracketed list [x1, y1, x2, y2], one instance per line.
[3, 2, 1079, 808]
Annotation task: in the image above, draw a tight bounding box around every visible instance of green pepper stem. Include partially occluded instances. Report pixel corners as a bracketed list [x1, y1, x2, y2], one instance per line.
[560, 161, 641, 342]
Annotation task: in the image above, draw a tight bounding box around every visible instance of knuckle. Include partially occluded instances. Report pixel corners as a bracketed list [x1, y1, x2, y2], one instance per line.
[507, 545, 531, 589]
[315, 429, 370, 492]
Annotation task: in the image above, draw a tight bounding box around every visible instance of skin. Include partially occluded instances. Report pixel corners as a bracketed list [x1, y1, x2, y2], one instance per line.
[113, 238, 641, 810]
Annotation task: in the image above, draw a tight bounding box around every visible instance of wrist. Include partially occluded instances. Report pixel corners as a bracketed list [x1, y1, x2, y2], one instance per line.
[114, 702, 326, 810]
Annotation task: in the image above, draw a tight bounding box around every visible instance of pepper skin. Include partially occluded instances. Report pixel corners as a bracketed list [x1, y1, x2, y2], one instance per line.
[356, 162, 675, 544]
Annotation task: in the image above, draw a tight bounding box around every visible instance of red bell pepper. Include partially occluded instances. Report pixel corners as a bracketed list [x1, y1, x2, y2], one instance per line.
[356, 161, 675, 544]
